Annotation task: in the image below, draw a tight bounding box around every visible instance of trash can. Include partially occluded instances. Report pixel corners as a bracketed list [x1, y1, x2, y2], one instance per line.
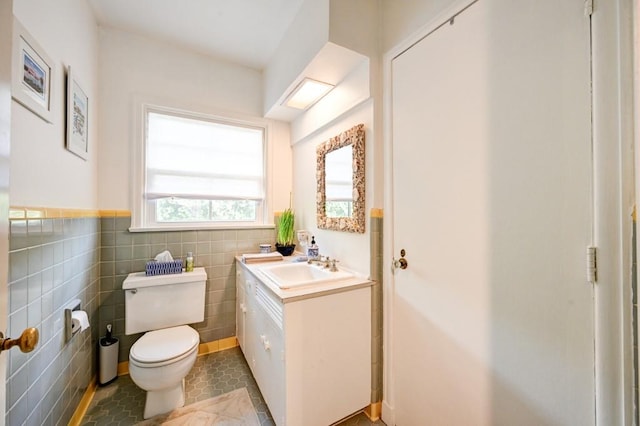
[99, 324, 119, 385]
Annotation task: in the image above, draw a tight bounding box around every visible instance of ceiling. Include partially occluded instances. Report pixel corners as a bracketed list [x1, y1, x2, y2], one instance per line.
[87, 0, 306, 70]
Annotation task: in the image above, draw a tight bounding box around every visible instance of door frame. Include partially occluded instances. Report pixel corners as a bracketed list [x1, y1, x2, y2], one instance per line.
[0, 0, 12, 420]
[381, 0, 636, 424]
[592, 0, 636, 424]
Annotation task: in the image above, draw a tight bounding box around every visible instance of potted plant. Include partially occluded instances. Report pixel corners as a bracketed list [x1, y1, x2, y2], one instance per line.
[275, 208, 296, 256]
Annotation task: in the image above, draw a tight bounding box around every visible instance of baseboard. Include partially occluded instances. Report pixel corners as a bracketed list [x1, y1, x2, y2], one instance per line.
[68, 375, 98, 426]
[364, 401, 382, 421]
[116, 336, 239, 376]
[198, 336, 239, 355]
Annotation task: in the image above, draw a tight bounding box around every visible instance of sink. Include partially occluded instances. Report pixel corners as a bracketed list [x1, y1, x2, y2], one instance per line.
[259, 262, 353, 289]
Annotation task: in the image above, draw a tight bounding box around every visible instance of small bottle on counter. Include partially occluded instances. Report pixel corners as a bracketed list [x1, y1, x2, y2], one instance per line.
[307, 236, 319, 259]
[185, 252, 194, 272]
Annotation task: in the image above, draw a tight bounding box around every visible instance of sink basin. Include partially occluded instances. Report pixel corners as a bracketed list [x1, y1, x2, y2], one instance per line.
[259, 262, 353, 289]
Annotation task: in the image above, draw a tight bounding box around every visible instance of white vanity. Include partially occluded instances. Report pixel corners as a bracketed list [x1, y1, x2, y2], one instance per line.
[235, 258, 372, 426]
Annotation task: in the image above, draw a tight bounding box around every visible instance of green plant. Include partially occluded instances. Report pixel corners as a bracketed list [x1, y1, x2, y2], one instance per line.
[276, 208, 295, 246]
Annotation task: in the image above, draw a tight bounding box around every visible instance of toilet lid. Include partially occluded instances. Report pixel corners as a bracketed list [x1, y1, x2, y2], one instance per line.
[130, 325, 199, 364]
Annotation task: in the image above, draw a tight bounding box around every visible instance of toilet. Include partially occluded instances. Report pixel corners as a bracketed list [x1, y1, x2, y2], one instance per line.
[123, 268, 207, 419]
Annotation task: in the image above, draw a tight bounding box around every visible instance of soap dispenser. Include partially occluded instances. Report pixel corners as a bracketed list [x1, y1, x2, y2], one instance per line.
[185, 252, 194, 272]
[307, 236, 319, 259]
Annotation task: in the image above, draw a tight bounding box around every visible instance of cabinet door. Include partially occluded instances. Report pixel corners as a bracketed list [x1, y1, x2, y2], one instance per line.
[252, 284, 286, 426]
[244, 275, 257, 374]
[235, 268, 246, 352]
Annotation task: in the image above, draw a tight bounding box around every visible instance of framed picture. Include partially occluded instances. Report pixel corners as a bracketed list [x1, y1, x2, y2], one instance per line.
[66, 66, 89, 160]
[11, 18, 54, 123]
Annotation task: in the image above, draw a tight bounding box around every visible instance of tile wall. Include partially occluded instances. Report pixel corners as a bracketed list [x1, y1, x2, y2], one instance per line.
[5, 210, 382, 423]
[99, 215, 276, 362]
[370, 212, 383, 403]
[7, 217, 100, 425]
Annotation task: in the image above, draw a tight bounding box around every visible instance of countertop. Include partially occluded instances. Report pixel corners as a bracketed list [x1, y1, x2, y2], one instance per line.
[235, 255, 373, 303]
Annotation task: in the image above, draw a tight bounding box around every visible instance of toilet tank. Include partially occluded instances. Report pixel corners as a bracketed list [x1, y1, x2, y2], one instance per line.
[123, 268, 207, 335]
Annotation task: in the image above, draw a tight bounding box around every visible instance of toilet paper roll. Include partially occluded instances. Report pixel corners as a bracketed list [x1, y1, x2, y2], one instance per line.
[71, 310, 90, 332]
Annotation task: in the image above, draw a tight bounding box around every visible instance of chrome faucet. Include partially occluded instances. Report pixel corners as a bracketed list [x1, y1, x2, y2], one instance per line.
[308, 255, 328, 267]
[308, 256, 340, 272]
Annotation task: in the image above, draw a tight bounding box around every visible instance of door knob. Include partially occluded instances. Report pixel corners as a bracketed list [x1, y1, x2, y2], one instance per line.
[392, 249, 408, 270]
[0, 327, 39, 353]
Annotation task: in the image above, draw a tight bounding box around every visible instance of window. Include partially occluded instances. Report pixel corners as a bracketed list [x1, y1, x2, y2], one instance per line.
[138, 106, 266, 229]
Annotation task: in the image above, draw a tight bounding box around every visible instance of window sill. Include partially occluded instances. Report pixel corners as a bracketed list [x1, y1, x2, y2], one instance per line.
[128, 224, 276, 233]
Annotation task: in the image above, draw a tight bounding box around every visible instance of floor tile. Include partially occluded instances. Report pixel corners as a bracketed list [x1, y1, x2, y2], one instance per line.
[81, 346, 384, 426]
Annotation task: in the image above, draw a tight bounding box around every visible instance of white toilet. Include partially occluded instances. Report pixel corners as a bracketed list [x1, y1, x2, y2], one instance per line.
[123, 268, 207, 419]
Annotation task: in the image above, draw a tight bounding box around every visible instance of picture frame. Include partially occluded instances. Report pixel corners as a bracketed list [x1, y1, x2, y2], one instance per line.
[11, 18, 54, 123]
[65, 66, 89, 160]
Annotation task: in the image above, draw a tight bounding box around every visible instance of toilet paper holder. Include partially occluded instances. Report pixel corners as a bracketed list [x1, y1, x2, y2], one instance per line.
[64, 299, 82, 342]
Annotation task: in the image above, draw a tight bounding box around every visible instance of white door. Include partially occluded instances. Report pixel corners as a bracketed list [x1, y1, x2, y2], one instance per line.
[390, 1, 594, 425]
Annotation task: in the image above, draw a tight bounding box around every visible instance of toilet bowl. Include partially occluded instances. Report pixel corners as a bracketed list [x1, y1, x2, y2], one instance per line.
[123, 268, 207, 419]
[128, 325, 200, 419]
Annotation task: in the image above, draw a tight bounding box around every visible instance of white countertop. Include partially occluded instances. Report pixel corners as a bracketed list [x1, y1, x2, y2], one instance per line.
[235, 255, 373, 303]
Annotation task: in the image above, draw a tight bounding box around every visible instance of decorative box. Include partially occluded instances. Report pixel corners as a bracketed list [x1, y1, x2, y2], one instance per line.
[145, 260, 183, 276]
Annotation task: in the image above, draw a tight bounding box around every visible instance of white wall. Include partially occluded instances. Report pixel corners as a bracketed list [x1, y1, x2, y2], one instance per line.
[267, 0, 382, 278]
[292, 99, 373, 275]
[11, 0, 99, 208]
[263, 0, 329, 116]
[98, 28, 292, 214]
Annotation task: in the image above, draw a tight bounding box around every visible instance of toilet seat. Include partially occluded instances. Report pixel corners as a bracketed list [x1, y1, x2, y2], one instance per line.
[130, 325, 199, 368]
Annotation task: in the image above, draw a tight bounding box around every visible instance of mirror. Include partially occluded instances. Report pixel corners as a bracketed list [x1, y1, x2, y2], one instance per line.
[316, 123, 365, 233]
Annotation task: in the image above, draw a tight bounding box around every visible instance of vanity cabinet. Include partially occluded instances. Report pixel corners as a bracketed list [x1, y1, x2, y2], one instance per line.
[236, 260, 371, 426]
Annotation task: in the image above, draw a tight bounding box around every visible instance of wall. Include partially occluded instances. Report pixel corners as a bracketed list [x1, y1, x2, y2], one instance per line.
[292, 99, 373, 276]
[97, 28, 293, 214]
[263, 0, 330, 116]
[8, 1, 100, 424]
[99, 214, 275, 362]
[96, 27, 294, 363]
[7, 214, 99, 425]
[12, 0, 99, 209]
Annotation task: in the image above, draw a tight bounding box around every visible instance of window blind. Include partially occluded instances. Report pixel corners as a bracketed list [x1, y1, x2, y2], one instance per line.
[145, 112, 264, 201]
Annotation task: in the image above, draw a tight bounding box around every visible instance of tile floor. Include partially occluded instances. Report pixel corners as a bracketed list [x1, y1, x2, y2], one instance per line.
[81, 346, 386, 425]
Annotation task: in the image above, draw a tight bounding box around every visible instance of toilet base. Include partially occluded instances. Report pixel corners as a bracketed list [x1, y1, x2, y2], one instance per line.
[143, 378, 186, 419]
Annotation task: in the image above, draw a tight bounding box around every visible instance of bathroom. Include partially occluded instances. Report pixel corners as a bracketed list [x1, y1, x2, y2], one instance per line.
[0, 0, 637, 425]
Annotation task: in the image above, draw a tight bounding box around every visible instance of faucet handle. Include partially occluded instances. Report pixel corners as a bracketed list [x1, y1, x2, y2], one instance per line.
[329, 259, 339, 272]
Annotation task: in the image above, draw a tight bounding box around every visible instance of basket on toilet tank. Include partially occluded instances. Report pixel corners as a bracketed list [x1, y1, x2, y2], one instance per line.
[145, 259, 183, 276]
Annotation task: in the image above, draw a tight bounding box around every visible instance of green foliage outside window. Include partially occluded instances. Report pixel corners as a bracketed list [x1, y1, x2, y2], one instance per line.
[156, 198, 257, 222]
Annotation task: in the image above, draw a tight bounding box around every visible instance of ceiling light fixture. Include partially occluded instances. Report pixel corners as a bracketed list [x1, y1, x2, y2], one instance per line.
[283, 78, 334, 110]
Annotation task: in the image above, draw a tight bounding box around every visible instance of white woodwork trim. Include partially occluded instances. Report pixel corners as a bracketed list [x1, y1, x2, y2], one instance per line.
[592, 0, 636, 424]
[635, 0, 640, 421]
[0, 0, 12, 421]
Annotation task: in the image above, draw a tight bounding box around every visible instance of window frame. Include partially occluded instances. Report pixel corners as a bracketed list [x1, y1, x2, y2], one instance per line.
[130, 102, 272, 231]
